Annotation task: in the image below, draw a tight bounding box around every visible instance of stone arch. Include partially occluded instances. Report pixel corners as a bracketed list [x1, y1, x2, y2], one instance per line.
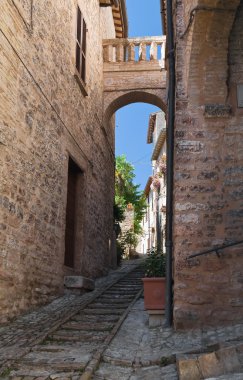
[183, 0, 240, 105]
[103, 89, 167, 126]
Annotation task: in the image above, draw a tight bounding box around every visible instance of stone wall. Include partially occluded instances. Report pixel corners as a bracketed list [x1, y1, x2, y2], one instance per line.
[0, 0, 116, 323]
[120, 206, 134, 234]
[173, 0, 243, 328]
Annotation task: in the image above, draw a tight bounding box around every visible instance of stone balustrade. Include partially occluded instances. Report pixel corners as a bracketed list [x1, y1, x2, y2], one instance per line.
[103, 36, 166, 65]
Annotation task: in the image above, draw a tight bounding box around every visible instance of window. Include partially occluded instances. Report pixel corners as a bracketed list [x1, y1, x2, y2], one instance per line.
[76, 6, 86, 83]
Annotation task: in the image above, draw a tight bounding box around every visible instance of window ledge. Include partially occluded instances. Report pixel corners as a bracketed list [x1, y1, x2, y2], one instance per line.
[74, 69, 88, 97]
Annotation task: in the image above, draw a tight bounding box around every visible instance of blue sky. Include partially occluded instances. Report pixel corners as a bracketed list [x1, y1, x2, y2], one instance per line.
[115, 0, 162, 191]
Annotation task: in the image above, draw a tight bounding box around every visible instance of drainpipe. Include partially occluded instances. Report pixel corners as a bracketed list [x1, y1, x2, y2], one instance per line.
[164, 0, 175, 327]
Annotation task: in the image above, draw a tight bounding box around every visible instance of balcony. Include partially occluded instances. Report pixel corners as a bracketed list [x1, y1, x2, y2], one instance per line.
[102, 36, 167, 123]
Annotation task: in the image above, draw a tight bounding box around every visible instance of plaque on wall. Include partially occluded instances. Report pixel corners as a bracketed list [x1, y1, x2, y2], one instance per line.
[237, 84, 243, 108]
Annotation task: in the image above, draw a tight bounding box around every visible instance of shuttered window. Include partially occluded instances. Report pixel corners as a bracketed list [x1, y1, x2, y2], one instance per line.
[76, 6, 86, 83]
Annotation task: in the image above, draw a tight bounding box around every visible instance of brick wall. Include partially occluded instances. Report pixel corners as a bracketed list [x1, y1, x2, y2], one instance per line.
[0, 0, 116, 323]
[173, 0, 243, 329]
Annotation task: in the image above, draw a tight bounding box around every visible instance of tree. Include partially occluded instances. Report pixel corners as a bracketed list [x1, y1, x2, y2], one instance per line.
[115, 154, 146, 239]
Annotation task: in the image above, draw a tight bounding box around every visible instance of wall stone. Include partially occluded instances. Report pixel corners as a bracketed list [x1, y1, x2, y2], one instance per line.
[0, 0, 116, 323]
[173, 0, 243, 329]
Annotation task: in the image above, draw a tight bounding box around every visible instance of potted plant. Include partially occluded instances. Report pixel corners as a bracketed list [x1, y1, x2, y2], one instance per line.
[142, 248, 166, 310]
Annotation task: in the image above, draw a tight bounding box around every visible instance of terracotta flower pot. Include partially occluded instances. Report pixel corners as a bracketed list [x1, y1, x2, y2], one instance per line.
[142, 277, 166, 310]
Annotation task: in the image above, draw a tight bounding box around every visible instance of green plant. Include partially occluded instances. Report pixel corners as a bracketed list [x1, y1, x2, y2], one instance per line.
[113, 203, 125, 223]
[115, 155, 147, 232]
[120, 230, 138, 250]
[144, 248, 166, 277]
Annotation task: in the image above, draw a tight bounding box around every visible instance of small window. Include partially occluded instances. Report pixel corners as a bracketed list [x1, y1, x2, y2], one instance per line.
[76, 6, 87, 83]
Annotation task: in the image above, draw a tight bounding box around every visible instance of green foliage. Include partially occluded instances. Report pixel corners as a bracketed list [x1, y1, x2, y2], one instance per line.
[133, 196, 147, 234]
[113, 203, 125, 223]
[144, 248, 166, 278]
[120, 229, 138, 250]
[115, 155, 146, 236]
[115, 156, 139, 210]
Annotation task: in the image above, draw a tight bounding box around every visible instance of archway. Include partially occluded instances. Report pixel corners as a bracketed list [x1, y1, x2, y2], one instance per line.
[182, 0, 240, 105]
[104, 89, 167, 127]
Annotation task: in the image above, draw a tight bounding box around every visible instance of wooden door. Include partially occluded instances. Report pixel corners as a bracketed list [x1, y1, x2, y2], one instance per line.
[64, 158, 81, 268]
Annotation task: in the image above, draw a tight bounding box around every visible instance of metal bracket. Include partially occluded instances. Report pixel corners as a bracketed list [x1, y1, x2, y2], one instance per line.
[215, 249, 221, 258]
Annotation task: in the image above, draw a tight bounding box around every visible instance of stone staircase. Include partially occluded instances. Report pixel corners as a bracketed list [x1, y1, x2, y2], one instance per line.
[1, 267, 145, 380]
[177, 341, 243, 380]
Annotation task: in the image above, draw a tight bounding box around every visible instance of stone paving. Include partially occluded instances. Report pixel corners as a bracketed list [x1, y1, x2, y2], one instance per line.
[93, 297, 243, 379]
[0, 260, 144, 370]
[1, 259, 243, 379]
[0, 261, 146, 380]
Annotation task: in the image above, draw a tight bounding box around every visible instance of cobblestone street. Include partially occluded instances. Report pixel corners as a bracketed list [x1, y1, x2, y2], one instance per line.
[0, 260, 243, 380]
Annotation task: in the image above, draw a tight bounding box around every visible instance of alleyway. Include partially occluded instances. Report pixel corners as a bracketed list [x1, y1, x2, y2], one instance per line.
[0, 260, 243, 380]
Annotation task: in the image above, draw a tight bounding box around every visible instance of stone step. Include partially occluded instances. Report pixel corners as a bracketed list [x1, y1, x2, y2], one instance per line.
[61, 321, 114, 331]
[205, 374, 243, 380]
[87, 303, 128, 309]
[82, 308, 124, 315]
[9, 368, 54, 379]
[17, 348, 92, 371]
[92, 362, 133, 379]
[71, 314, 120, 323]
[9, 367, 82, 380]
[97, 296, 134, 302]
[117, 280, 142, 284]
[114, 286, 141, 290]
[93, 362, 178, 380]
[51, 329, 108, 342]
[103, 290, 139, 296]
[126, 271, 144, 276]
[103, 290, 139, 295]
[118, 286, 142, 290]
[112, 284, 141, 288]
[177, 342, 243, 380]
[38, 343, 98, 352]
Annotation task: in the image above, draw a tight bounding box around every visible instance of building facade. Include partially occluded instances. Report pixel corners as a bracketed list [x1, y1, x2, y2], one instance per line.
[137, 111, 167, 254]
[0, 0, 126, 323]
[137, 177, 154, 255]
[163, 0, 243, 329]
[149, 112, 167, 252]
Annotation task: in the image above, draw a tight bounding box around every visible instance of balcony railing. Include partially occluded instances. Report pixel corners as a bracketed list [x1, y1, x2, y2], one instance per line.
[103, 36, 166, 64]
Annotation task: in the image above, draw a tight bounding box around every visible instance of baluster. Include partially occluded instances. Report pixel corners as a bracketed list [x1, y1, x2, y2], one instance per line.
[161, 41, 166, 61]
[116, 43, 124, 62]
[103, 44, 114, 63]
[150, 41, 158, 60]
[139, 42, 146, 61]
[128, 43, 135, 61]
[124, 44, 128, 62]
